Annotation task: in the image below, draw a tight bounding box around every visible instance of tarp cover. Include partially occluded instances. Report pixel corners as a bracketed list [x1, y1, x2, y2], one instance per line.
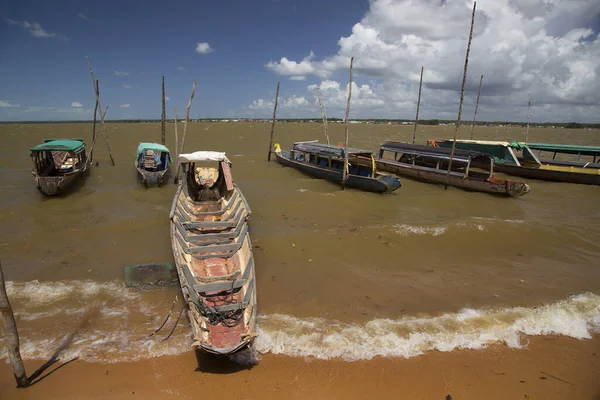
[380, 142, 490, 162]
[292, 141, 372, 158]
[137, 142, 172, 162]
[179, 151, 230, 164]
[31, 139, 86, 154]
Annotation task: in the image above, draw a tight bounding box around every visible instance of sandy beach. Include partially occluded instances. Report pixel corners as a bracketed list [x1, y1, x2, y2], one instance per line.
[1, 335, 599, 399]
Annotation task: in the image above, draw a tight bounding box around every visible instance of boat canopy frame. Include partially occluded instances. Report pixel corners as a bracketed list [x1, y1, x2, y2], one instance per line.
[290, 140, 376, 177]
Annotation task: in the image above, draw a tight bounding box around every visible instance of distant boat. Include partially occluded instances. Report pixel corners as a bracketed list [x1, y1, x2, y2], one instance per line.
[135, 142, 172, 187]
[30, 139, 88, 196]
[273, 140, 401, 193]
[376, 142, 531, 197]
[429, 139, 600, 185]
[170, 151, 257, 355]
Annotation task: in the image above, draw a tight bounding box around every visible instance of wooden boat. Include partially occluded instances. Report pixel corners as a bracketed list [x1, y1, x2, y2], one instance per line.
[526, 143, 600, 168]
[135, 142, 172, 187]
[273, 140, 401, 193]
[170, 151, 257, 355]
[30, 139, 88, 196]
[376, 142, 531, 197]
[429, 139, 600, 185]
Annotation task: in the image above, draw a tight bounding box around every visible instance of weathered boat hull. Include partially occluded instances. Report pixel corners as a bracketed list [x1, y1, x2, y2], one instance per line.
[494, 164, 600, 185]
[136, 168, 169, 187]
[170, 179, 257, 355]
[34, 168, 87, 196]
[275, 151, 400, 193]
[375, 160, 531, 197]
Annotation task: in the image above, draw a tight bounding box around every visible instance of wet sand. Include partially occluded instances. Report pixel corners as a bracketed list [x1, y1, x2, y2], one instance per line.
[1, 335, 599, 400]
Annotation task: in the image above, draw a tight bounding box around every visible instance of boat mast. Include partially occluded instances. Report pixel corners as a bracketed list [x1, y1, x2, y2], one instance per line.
[316, 86, 330, 145]
[412, 66, 424, 144]
[470, 74, 483, 140]
[526, 94, 531, 143]
[342, 57, 354, 187]
[446, 2, 476, 189]
[267, 82, 280, 161]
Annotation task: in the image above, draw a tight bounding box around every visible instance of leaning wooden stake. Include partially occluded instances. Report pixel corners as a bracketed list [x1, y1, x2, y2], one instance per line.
[267, 82, 280, 161]
[0, 261, 29, 388]
[470, 74, 484, 140]
[173, 108, 179, 164]
[87, 106, 109, 165]
[174, 81, 196, 184]
[161, 76, 166, 145]
[91, 79, 99, 163]
[412, 66, 424, 144]
[525, 94, 531, 143]
[316, 86, 330, 145]
[446, 2, 476, 189]
[342, 57, 354, 187]
[85, 57, 115, 166]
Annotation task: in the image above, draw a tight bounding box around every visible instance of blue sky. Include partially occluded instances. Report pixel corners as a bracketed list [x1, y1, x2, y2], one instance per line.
[1, 0, 599, 122]
[0, 0, 369, 120]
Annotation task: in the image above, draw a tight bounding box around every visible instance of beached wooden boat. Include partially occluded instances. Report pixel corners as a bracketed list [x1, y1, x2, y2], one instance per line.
[170, 151, 257, 355]
[526, 143, 600, 168]
[30, 139, 88, 196]
[429, 139, 600, 185]
[376, 142, 531, 197]
[273, 140, 401, 193]
[135, 142, 172, 187]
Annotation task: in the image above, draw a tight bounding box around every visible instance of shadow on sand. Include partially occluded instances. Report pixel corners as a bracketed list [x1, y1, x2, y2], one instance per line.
[194, 347, 258, 374]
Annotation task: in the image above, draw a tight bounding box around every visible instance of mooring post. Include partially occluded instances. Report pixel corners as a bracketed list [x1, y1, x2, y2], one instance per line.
[412, 66, 424, 144]
[86, 57, 115, 166]
[0, 261, 29, 388]
[267, 82, 280, 161]
[91, 79, 99, 163]
[526, 94, 531, 143]
[342, 57, 354, 188]
[174, 81, 196, 184]
[173, 108, 179, 170]
[316, 86, 330, 145]
[161, 76, 166, 145]
[470, 74, 483, 140]
[446, 1, 476, 189]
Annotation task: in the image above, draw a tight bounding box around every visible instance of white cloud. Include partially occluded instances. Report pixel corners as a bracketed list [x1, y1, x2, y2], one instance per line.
[25, 106, 56, 112]
[195, 42, 214, 54]
[120, 104, 131, 108]
[71, 102, 83, 107]
[122, 84, 132, 89]
[290, 76, 307, 81]
[0, 101, 19, 108]
[114, 70, 131, 77]
[262, 0, 600, 122]
[77, 13, 90, 20]
[177, 66, 185, 71]
[5, 18, 65, 39]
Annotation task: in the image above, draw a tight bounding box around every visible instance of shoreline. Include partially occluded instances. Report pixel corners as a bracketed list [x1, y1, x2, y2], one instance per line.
[1, 335, 598, 399]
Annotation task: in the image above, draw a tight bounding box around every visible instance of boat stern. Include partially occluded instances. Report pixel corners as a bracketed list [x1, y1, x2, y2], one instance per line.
[506, 180, 531, 197]
[378, 173, 402, 193]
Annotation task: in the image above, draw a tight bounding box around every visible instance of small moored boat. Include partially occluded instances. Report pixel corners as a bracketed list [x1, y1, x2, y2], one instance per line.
[526, 143, 600, 168]
[273, 140, 401, 193]
[30, 139, 88, 196]
[135, 142, 172, 187]
[170, 151, 257, 355]
[376, 142, 531, 197]
[429, 139, 600, 185]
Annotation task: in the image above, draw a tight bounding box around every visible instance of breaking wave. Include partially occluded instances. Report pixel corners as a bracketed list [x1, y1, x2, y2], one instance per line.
[1, 280, 598, 363]
[392, 217, 526, 237]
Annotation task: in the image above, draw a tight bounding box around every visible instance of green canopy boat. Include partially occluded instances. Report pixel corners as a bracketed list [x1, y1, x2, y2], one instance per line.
[30, 139, 88, 195]
[135, 142, 172, 187]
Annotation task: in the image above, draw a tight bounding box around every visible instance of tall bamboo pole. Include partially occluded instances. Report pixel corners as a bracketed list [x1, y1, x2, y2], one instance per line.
[342, 57, 354, 187]
[161, 76, 166, 145]
[88, 106, 108, 165]
[174, 81, 196, 184]
[525, 94, 531, 143]
[0, 261, 29, 388]
[85, 57, 115, 166]
[316, 86, 330, 145]
[267, 82, 280, 161]
[470, 74, 484, 140]
[446, 2, 476, 189]
[412, 66, 424, 144]
[173, 108, 179, 165]
[91, 79, 99, 163]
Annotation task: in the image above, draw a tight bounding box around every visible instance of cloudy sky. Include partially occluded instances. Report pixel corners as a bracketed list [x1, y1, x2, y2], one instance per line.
[1, 0, 599, 122]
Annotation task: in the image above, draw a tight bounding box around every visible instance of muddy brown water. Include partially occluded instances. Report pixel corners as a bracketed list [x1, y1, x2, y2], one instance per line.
[0, 122, 599, 363]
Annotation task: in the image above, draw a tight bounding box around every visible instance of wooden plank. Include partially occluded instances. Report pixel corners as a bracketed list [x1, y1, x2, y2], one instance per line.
[179, 190, 239, 217]
[222, 161, 234, 191]
[194, 279, 246, 294]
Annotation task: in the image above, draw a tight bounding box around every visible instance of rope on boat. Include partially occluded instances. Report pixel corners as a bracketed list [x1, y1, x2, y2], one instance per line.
[163, 303, 186, 341]
[149, 295, 178, 337]
[194, 279, 245, 328]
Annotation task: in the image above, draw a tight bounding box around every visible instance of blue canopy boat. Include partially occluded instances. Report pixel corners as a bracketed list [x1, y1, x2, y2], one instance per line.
[30, 139, 88, 196]
[135, 142, 172, 187]
[273, 140, 401, 193]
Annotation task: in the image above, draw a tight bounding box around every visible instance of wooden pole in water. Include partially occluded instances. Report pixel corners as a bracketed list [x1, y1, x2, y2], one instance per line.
[161, 76, 166, 145]
[316, 86, 330, 145]
[525, 94, 531, 143]
[0, 261, 29, 388]
[87, 105, 108, 166]
[342, 57, 354, 187]
[85, 57, 115, 166]
[267, 82, 280, 161]
[446, 2, 476, 189]
[412, 66, 424, 144]
[91, 79, 99, 163]
[470, 74, 483, 140]
[173, 108, 179, 167]
[174, 81, 196, 184]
